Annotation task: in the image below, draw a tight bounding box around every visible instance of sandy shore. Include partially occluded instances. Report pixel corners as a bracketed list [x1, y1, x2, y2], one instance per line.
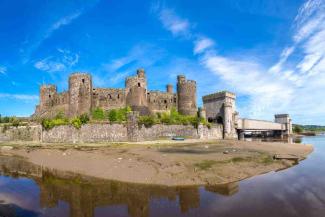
[0, 139, 313, 186]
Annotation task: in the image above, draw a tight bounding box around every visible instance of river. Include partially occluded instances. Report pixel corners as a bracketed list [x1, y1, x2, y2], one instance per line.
[0, 136, 324, 217]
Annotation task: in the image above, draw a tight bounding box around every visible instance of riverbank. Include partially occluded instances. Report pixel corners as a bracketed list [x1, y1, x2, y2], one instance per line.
[0, 139, 313, 186]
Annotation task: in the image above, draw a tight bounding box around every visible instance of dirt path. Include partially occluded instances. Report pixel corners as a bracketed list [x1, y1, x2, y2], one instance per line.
[0, 139, 313, 186]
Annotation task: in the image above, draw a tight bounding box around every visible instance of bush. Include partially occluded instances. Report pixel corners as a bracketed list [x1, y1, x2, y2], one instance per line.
[71, 117, 82, 129]
[41, 118, 69, 130]
[107, 109, 118, 122]
[138, 115, 158, 128]
[137, 107, 209, 128]
[92, 108, 105, 120]
[79, 113, 89, 124]
[107, 107, 132, 123]
[293, 125, 303, 134]
[11, 118, 20, 127]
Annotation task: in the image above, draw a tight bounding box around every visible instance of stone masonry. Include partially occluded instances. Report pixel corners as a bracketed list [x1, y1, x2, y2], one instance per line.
[33, 69, 197, 118]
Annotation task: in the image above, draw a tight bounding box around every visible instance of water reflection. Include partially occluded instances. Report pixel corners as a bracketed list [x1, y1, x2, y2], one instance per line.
[244, 136, 302, 144]
[0, 155, 237, 217]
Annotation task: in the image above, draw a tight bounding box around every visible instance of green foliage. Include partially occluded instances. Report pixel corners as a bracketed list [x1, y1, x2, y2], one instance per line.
[92, 108, 105, 120]
[41, 118, 69, 130]
[138, 107, 210, 128]
[293, 125, 303, 134]
[71, 117, 82, 129]
[107, 109, 118, 122]
[138, 115, 158, 128]
[11, 117, 20, 127]
[107, 106, 132, 123]
[55, 111, 65, 119]
[79, 113, 89, 124]
[0, 116, 10, 123]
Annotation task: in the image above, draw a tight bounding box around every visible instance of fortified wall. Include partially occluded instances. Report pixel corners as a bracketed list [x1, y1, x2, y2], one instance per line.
[33, 69, 197, 118]
[0, 114, 223, 143]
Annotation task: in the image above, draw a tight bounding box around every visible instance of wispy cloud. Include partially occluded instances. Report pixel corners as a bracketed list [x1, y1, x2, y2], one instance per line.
[152, 3, 190, 37]
[194, 37, 215, 54]
[34, 49, 79, 73]
[155, 0, 325, 124]
[0, 93, 38, 101]
[0, 66, 7, 75]
[22, 11, 83, 63]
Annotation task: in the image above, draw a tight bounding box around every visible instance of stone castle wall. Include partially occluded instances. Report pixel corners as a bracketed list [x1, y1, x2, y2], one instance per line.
[0, 123, 222, 143]
[33, 69, 197, 118]
[148, 91, 177, 113]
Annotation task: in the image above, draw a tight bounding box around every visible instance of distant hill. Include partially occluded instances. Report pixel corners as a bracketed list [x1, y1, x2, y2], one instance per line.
[294, 124, 325, 132]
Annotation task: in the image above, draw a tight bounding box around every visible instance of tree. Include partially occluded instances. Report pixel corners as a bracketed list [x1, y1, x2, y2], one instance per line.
[293, 125, 303, 134]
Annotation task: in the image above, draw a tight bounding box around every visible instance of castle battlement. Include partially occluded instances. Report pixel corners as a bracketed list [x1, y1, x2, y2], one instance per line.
[33, 69, 197, 118]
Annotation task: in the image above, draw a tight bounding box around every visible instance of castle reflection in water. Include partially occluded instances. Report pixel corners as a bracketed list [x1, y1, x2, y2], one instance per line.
[0, 155, 238, 217]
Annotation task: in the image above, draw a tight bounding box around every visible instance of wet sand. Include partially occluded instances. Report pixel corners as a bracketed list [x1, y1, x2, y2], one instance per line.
[0, 139, 313, 186]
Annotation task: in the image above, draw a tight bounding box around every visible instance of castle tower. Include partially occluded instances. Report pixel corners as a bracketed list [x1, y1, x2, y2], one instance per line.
[40, 85, 57, 111]
[177, 75, 197, 116]
[125, 69, 149, 115]
[68, 73, 92, 117]
[166, 84, 173, 93]
[202, 91, 237, 139]
[275, 114, 292, 135]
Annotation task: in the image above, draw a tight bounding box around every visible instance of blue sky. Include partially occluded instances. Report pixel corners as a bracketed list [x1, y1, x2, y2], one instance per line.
[0, 0, 324, 125]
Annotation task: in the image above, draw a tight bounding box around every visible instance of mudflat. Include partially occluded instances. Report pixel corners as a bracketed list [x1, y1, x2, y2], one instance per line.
[0, 139, 313, 186]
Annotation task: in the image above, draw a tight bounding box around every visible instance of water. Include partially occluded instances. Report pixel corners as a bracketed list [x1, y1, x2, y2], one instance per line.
[0, 136, 325, 217]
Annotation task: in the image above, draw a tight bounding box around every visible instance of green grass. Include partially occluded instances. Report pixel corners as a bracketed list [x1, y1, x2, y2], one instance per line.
[194, 160, 217, 170]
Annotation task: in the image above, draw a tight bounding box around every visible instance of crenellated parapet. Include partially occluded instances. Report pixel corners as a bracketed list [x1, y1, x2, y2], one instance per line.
[33, 69, 199, 118]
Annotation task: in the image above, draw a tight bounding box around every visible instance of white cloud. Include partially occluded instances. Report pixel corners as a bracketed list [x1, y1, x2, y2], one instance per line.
[34, 49, 79, 73]
[0, 93, 38, 101]
[156, 0, 325, 124]
[0, 66, 7, 75]
[158, 8, 190, 36]
[194, 37, 215, 54]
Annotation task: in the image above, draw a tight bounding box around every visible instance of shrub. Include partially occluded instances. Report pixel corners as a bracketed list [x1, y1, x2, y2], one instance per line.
[138, 115, 157, 128]
[41, 118, 69, 130]
[107, 107, 132, 123]
[11, 118, 20, 127]
[92, 108, 105, 120]
[107, 109, 118, 122]
[79, 113, 89, 124]
[293, 125, 303, 134]
[71, 117, 82, 129]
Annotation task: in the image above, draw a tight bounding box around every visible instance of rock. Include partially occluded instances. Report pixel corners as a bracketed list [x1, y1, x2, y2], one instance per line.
[204, 145, 209, 149]
[223, 150, 229, 154]
[1, 146, 13, 151]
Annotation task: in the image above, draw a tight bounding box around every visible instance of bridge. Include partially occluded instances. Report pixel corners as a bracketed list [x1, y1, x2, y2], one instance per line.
[202, 91, 293, 140]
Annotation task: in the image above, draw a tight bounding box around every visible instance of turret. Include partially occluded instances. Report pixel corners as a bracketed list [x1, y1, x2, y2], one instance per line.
[125, 69, 149, 115]
[177, 75, 197, 116]
[40, 84, 57, 110]
[166, 84, 173, 93]
[68, 73, 92, 117]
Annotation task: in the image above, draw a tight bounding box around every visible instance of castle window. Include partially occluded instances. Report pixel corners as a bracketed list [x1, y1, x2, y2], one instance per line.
[82, 79, 85, 84]
[138, 83, 141, 87]
[166, 105, 168, 109]
[174, 98, 176, 103]
[49, 94, 51, 98]
[108, 94, 112, 99]
[164, 100, 167, 104]
[117, 94, 120, 99]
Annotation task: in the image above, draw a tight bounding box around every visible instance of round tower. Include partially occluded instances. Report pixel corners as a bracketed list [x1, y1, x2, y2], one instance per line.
[177, 75, 197, 116]
[40, 85, 57, 110]
[68, 73, 92, 117]
[166, 84, 173, 93]
[125, 69, 149, 115]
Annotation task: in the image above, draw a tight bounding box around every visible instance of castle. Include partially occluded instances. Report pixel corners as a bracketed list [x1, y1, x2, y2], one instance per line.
[33, 69, 197, 118]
